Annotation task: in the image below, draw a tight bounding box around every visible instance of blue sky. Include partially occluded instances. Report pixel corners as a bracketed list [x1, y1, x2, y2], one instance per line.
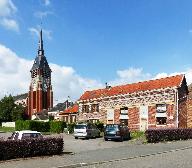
[1, 0, 192, 102]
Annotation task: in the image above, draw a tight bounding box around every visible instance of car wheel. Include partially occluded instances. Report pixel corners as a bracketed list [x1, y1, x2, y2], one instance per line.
[75, 137, 78, 139]
[104, 138, 108, 141]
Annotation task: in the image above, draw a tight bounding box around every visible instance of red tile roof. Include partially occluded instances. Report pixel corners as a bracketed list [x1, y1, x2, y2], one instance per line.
[59, 104, 78, 115]
[79, 74, 184, 101]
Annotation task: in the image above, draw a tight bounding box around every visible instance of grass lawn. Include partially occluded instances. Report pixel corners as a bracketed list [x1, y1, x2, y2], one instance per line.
[0, 127, 15, 132]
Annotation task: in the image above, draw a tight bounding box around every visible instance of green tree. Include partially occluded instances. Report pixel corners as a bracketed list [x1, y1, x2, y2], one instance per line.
[11, 104, 26, 121]
[0, 95, 15, 122]
[0, 95, 26, 122]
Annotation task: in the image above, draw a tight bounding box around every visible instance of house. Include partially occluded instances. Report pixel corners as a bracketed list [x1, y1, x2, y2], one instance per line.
[77, 74, 189, 131]
[59, 104, 78, 123]
[48, 100, 73, 120]
[13, 93, 28, 107]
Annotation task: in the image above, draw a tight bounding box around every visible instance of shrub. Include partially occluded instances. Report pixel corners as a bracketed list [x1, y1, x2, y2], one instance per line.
[131, 131, 145, 140]
[15, 120, 50, 132]
[15, 120, 30, 131]
[145, 128, 192, 143]
[0, 137, 63, 160]
[67, 123, 76, 133]
[50, 121, 67, 133]
[95, 121, 104, 132]
[29, 121, 50, 132]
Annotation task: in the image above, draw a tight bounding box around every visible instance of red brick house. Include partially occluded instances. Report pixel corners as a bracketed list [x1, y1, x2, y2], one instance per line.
[59, 104, 78, 123]
[77, 74, 189, 131]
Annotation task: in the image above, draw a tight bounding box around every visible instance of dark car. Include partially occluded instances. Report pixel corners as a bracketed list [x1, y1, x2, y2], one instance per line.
[104, 124, 130, 141]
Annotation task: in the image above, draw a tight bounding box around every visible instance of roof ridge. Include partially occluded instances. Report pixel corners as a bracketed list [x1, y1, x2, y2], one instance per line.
[79, 74, 184, 101]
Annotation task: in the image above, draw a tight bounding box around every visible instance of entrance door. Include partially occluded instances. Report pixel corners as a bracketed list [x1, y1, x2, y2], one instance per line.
[140, 106, 148, 131]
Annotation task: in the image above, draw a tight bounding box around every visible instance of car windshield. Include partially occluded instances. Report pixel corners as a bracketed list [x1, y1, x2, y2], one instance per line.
[105, 125, 119, 131]
[75, 125, 87, 129]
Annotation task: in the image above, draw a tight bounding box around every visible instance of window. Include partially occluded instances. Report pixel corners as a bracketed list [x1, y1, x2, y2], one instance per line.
[91, 104, 99, 112]
[82, 105, 89, 113]
[156, 104, 167, 125]
[120, 107, 128, 114]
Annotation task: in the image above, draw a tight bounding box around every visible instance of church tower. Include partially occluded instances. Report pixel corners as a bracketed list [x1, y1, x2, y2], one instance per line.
[27, 29, 53, 119]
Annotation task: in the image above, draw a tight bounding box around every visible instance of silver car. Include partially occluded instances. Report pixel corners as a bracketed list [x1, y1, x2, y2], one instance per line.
[74, 123, 100, 139]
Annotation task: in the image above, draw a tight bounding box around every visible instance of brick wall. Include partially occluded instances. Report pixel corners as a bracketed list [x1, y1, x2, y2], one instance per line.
[187, 99, 192, 128]
[148, 106, 156, 129]
[128, 107, 140, 131]
[178, 99, 187, 128]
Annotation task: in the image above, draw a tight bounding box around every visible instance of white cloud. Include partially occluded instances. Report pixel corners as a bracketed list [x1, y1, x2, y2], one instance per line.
[43, 0, 50, 6]
[109, 67, 151, 86]
[0, 0, 17, 17]
[1, 43, 192, 105]
[29, 26, 52, 40]
[0, 43, 102, 103]
[34, 11, 53, 18]
[110, 67, 192, 87]
[0, 18, 19, 32]
[0, 0, 19, 32]
[154, 70, 192, 85]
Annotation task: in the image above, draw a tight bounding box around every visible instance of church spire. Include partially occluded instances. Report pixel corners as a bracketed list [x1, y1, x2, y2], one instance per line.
[38, 29, 44, 56]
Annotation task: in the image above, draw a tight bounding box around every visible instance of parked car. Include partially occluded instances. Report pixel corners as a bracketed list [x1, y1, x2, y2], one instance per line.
[104, 124, 130, 141]
[74, 123, 100, 139]
[8, 130, 43, 140]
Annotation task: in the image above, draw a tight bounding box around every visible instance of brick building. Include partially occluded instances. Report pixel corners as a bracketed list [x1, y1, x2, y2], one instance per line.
[59, 104, 78, 123]
[77, 74, 189, 131]
[27, 30, 53, 119]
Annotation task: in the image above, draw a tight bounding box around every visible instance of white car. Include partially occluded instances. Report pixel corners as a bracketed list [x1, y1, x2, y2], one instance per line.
[74, 123, 100, 139]
[8, 130, 43, 140]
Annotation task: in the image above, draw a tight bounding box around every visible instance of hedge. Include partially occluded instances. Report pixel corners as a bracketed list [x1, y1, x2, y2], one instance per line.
[145, 128, 192, 143]
[0, 137, 63, 160]
[15, 120, 66, 133]
[67, 123, 76, 133]
[50, 121, 67, 133]
[15, 120, 50, 132]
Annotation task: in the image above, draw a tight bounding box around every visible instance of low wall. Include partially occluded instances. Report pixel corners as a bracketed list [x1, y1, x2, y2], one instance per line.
[2, 122, 15, 127]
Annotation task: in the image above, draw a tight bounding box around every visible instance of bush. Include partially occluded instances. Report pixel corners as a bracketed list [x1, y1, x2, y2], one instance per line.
[15, 120, 50, 132]
[145, 128, 192, 143]
[95, 121, 104, 132]
[15, 120, 30, 131]
[67, 123, 76, 133]
[50, 121, 67, 133]
[0, 137, 63, 160]
[131, 131, 145, 140]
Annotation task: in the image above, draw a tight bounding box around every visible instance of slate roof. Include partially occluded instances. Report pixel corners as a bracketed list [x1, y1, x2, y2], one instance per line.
[49, 101, 73, 112]
[30, 56, 51, 72]
[13, 93, 28, 101]
[79, 74, 184, 101]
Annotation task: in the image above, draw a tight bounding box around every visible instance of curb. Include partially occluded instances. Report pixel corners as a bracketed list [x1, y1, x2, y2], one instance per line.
[55, 146, 192, 168]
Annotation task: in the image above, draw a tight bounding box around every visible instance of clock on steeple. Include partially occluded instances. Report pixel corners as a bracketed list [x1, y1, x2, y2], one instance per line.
[27, 29, 53, 119]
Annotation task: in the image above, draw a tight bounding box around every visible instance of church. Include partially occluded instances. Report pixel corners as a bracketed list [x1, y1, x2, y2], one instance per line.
[26, 30, 53, 119]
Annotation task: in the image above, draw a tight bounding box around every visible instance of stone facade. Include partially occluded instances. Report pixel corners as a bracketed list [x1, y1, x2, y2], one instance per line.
[78, 75, 189, 131]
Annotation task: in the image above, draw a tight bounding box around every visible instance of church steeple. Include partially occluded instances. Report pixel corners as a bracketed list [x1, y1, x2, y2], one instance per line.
[27, 28, 53, 119]
[38, 29, 44, 56]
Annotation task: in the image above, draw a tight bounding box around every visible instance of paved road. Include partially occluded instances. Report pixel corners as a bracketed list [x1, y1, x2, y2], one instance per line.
[1, 133, 192, 168]
[83, 147, 192, 168]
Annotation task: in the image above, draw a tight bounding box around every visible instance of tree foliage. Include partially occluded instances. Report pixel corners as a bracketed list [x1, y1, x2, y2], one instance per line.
[0, 95, 26, 122]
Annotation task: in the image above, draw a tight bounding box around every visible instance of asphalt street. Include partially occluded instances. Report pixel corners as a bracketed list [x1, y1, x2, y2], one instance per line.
[0, 133, 192, 168]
